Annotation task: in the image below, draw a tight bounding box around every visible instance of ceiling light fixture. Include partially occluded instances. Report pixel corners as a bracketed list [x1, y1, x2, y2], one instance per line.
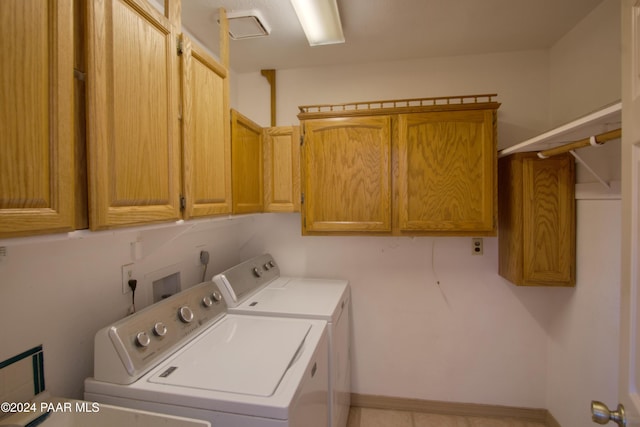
[290, 0, 345, 46]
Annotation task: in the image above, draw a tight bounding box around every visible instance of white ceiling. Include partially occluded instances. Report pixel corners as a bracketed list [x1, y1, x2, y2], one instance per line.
[178, 0, 605, 74]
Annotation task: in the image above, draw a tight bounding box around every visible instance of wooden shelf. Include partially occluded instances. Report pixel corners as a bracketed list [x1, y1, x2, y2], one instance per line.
[499, 101, 621, 158]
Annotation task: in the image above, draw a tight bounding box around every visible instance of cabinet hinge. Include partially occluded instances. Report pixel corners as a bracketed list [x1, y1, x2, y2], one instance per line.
[180, 195, 186, 210]
[177, 37, 184, 56]
[300, 135, 304, 146]
[301, 193, 305, 204]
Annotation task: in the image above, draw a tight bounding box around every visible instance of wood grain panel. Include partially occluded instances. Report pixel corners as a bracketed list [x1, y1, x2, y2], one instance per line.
[497, 155, 524, 284]
[302, 117, 391, 232]
[181, 35, 231, 219]
[0, 0, 75, 237]
[498, 153, 575, 287]
[87, 0, 181, 229]
[264, 126, 300, 212]
[398, 110, 495, 233]
[522, 155, 575, 286]
[231, 109, 263, 213]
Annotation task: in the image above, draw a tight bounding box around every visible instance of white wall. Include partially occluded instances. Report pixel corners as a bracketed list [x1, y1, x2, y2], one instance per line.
[237, 50, 551, 150]
[545, 1, 622, 426]
[549, 0, 621, 127]
[545, 200, 621, 427]
[0, 217, 256, 398]
[237, 214, 552, 407]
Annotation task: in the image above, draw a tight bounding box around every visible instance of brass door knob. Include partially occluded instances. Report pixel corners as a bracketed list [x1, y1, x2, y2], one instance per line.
[592, 401, 626, 427]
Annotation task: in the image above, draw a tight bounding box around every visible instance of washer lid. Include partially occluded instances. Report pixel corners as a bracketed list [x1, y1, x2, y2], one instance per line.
[148, 316, 311, 397]
[236, 278, 349, 320]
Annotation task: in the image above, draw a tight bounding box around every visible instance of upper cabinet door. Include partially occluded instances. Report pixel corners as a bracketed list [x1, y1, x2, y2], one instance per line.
[0, 0, 75, 238]
[522, 154, 575, 286]
[264, 126, 300, 213]
[180, 35, 231, 219]
[231, 110, 264, 214]
[86, 0, 181, 230]
[302, 116, 392, 233]
[397, 110, 496, 234]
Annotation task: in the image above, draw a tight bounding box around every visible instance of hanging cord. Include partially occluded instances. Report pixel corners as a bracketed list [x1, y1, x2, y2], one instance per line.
[200, 250, 210, 282]
[128, 279, 137, 314]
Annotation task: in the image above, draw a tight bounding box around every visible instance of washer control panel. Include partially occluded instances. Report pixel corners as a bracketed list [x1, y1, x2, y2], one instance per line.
[94, 281, 227, 383]
[213, 253, 280, 305]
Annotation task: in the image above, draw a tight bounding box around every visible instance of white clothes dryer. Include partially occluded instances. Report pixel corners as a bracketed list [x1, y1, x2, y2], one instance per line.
[213, 254, 351, 427]
[84, 281, 329, 427]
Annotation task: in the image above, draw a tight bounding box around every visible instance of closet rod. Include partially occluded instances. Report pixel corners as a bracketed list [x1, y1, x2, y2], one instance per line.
[537, 128, 621, 159]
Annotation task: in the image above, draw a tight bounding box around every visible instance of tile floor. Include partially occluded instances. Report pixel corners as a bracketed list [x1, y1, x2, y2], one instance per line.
[347, 407, 548, 427]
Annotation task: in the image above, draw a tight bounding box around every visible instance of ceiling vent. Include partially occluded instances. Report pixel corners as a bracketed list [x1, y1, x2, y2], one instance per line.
[223, 10, 271, 40]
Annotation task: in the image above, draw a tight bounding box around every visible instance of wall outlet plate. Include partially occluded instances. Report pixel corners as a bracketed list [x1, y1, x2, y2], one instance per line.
[122, 263, 136, 294]
[472, 238, 483, 255]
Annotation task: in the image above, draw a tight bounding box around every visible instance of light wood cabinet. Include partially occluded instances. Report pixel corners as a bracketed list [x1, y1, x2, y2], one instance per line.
[231, 110, 264, 214]
[498, 152, 576, 287]
[86, 0, 182, 230]
[180, 34, 231, 219]
[264, 126, 301, 213]
[397, 110, 496, 234]
[298, 96, 499, 236]
[0, 0, 75, 238]
[301, 116, 392, 233]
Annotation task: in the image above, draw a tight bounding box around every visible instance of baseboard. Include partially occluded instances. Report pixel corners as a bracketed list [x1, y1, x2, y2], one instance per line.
[351, 393, 553, 424]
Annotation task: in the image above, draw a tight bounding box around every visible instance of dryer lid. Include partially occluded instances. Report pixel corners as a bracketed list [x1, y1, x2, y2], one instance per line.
[148, 316, 311, 397]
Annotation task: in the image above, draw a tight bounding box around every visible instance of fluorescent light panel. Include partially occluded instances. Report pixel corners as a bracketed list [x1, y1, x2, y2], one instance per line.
[290, 0, 345, 46]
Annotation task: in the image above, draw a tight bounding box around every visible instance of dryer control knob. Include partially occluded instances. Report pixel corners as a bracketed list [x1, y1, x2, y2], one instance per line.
[211, 291, 222, 302]
[153, 322, 167, 337]
[202, 296, 213, 307]
[135, 332, 151, 348]
[268, 261, 276, 268]
[263, 263, 271, 270]
[252, 267, 263, 277]
[178, 306, 194, 323]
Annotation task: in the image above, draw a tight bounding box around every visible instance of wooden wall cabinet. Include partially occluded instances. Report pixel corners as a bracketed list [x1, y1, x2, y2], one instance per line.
[0, 0, 75, 238]
[397, 110, 496, 234]
[298, 96, 499, 236]
[231, 110, 264, 214]
[264, 126, 301, 213]
[180, 34, 232, 219]
[86, 0, 182, 230]
[2, 0, 235, 238]
[498, 152, 576, 287]
[230, 111, 301, 215]
[301, 116, 392, 233]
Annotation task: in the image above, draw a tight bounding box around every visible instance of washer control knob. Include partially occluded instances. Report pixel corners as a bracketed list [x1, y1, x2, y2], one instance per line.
[178, 306, 194, 323]
[211, 290, 222, 302]
[153, 322, 167, 337]
[263, 263, 271, 270]
[135, 332, 151, 347]
[252, 267, 262, 277]
[268, 261, 276, 268]
[202, 295, 213, 307]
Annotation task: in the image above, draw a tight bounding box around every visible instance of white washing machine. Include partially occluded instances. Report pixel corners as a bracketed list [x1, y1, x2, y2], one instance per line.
[213, 254, 351, 427]
[84, 281, 329, 427]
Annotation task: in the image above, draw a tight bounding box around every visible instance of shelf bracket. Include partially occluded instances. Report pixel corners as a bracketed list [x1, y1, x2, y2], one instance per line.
[569, 150, 611, 190]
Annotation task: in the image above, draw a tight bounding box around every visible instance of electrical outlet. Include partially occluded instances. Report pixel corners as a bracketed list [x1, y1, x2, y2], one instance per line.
[122, 263, 136, 294]
[472, 238, 483, 255]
